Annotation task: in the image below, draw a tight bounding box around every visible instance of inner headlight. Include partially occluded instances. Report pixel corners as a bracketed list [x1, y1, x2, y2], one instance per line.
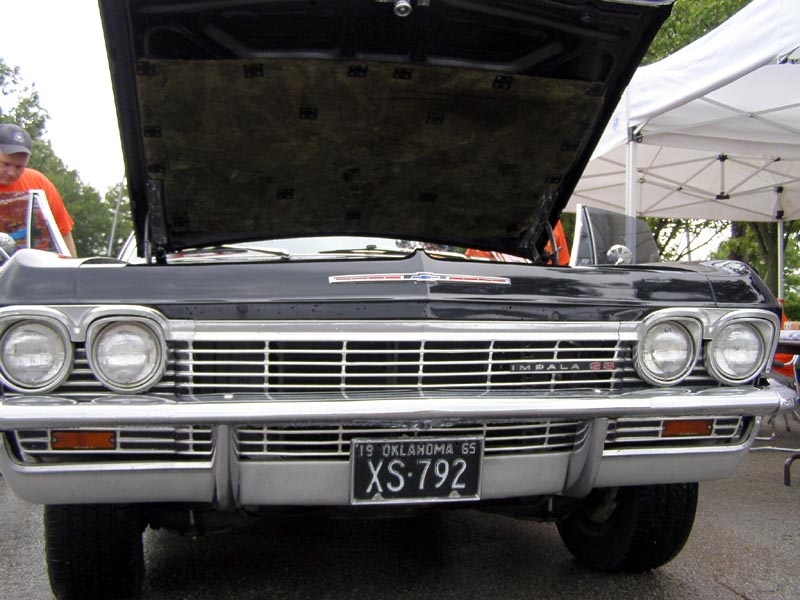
[0, 320, 72, 392]
[635, 320, 696, 385]
[88, 320, 165, 393]
[707, 321, 765, 384]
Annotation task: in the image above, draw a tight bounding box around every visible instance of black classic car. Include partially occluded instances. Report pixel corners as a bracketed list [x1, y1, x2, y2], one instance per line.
[0, 1, 796, 598]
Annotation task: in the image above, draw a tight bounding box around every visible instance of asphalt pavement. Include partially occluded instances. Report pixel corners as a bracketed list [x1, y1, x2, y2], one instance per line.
[2, 418, 799, 600]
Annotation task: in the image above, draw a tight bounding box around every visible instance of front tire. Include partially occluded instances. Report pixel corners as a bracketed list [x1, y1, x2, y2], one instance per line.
[44, 504, 145, 600]
[556, 483, 698, 572]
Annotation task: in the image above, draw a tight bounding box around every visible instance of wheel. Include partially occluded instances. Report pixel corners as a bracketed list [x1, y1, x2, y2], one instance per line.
[556, 483, 698, 572]
[44, 504, 145, 600]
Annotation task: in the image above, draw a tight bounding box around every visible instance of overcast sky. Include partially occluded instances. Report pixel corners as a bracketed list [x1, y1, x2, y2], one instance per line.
[1, 0, 124, 193]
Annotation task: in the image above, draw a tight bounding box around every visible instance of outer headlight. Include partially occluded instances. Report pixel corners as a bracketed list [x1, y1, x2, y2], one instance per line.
[87, 319, 166, 393]
[634, 320, 696, 386]
[706, 321, 765, 384]
[0, 319, 72, 392]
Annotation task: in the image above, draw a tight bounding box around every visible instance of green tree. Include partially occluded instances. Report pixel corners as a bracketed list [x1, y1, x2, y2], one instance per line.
[1, 58, 130, 257]
[647, 218, 728, 262]
[0, 60, 48, 135]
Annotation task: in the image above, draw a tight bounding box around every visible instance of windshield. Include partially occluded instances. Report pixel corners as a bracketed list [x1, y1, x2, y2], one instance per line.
[118, 235, 531, 265]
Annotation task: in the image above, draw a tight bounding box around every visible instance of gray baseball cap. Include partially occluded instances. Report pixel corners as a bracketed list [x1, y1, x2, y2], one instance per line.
[0, 124, 33, 155]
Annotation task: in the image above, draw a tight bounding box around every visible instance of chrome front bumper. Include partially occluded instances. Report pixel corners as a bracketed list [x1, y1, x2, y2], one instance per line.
[1, 384, 796, 428]
[1, 383, 796, 506]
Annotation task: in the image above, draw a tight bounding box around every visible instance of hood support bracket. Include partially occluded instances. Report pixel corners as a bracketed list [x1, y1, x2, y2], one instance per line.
[145, 179, 169, 263]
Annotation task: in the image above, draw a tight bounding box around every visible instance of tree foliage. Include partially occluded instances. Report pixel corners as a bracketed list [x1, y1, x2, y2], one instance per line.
[1, 57, 132, 258]
[647, 218, 728, 262]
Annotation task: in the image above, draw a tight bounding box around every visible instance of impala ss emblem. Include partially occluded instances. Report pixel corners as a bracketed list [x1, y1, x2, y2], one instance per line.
[510, 361, 618, 372]
[329, 272, 511, 284]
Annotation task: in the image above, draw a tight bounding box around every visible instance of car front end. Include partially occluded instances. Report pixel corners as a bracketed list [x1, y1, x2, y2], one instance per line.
[1, 0, 796, 598]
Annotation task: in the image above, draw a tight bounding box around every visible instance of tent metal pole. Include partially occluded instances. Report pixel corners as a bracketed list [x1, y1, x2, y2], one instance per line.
[624, 127, 640, 261]
[625, 127, 638, 218]
[776, 187, 785, 300]
[685, 221, 692, 261]
[777, 218, 785, 300]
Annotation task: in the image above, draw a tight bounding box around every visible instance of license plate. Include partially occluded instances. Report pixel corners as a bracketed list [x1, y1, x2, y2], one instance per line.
[350, 437, 483, 504]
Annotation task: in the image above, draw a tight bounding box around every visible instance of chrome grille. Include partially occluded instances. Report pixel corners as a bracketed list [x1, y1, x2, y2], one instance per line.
[13, 426, 213, 462]
[48, 323, 721, 396]
[56, 346, 180, 396]
[605, 416, 750, 450]
[235, 420, 589, 460]
[177, 339, 630, 394]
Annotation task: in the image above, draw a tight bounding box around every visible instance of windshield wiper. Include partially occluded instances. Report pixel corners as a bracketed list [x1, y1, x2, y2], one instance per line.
[317, 245, 413, 257]
[219, 244, 291, 259]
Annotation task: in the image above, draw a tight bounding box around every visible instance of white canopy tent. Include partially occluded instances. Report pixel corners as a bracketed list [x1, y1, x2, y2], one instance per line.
[566, 0, 800, 297]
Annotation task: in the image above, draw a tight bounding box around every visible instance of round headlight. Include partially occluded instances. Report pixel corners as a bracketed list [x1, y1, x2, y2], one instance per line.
[88, 320, 165, 393]
[707, 322, 764, 384]
[635, 321, 696, 385]
[0, 320, 72, 392]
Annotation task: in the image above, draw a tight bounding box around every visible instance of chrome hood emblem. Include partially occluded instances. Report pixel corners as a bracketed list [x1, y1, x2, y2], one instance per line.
[329, 272, 511, 285]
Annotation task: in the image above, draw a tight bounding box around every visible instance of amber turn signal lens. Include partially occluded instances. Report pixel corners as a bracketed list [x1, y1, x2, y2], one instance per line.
[662, 420, 713, 438]
[51, 431, 116, 450]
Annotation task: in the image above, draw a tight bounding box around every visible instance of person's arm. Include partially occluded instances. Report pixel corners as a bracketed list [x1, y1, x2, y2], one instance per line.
[62, 230, 77, 257]
[36, 172, 76, 256]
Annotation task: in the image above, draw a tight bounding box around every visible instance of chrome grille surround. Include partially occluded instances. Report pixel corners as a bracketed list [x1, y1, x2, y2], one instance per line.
[235, 420, 589, 460]
[604, 416, 752, 450]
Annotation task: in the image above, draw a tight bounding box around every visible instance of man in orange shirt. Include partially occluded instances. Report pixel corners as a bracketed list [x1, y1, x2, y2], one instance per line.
[0, 124, 76, 256]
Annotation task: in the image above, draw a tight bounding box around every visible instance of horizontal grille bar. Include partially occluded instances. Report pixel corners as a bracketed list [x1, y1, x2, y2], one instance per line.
[235, 420, 589, 460]
[14, 426, 213, 462]
[605, 416, 750, 450]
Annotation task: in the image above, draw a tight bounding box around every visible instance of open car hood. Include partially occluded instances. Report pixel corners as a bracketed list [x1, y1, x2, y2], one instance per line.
[99, 0, 671, 257]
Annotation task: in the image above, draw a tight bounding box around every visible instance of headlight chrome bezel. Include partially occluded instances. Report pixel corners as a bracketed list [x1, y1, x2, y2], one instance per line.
[634, 317, 701, 386]
[0, 318, 73, 393]
[705, 318, 772, 385]
[86, 317, 167, 393]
